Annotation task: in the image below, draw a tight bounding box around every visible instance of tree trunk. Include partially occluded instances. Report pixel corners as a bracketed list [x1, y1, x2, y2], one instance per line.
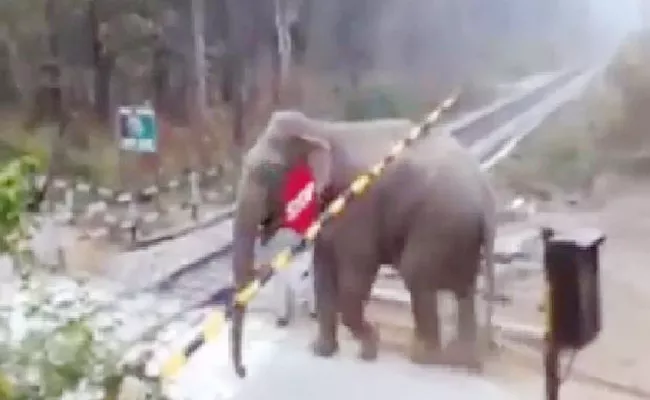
[89, 0, 112, 122]
[191, 0, 208, 120]
[190, 0, 212, 169]
[225, 0, 247, 154]
[0, 31, 27, 106]
[273, 0, 292, 106]
[93, 57, 113, 122]
[46, 0, 68, 178]
[152, 41, 168, 114]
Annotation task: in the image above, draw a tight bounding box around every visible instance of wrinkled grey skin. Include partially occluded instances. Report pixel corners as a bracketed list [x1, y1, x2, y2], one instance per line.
[231, 110, 496, 376]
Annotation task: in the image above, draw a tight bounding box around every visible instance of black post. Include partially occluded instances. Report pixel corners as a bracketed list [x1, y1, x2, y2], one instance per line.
[542, 226, 560, 400]
[191, 203, 199, 221]
[545, 341, 560, 400]
[129, 222, 137, 243]
[542, 227, 606, 400]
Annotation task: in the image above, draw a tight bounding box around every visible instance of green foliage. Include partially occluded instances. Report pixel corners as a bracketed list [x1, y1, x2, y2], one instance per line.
[0, 155, 41, 253]
[343, 85, 418, 121]
[0, 154, 159, 399]
[0, 279, 129, 399]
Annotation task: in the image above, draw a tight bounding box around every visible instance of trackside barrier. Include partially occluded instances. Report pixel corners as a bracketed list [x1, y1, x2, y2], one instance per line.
[147, 91, 460, 385]
[29, 165, 231, 244]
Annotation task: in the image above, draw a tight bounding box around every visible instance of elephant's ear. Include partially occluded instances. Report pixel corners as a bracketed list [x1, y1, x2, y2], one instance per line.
[297, 133, 331, 194]
[267, 110, 332, 193]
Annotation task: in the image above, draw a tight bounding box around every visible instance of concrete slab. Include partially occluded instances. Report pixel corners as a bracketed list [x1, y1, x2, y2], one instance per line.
[166, 314, 520, 400]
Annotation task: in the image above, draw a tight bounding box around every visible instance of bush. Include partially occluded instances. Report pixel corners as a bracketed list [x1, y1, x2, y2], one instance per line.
[0, 155, 160, 399]
[342, 84, 421, 121]
[0, 155, 41, 254]
[0, 281, 125, 399]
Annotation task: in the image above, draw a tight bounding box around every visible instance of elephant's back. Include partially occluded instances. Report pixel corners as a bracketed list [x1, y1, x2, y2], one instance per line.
[324, 119, 415, 173]
[376, 133, 488, 245]
[392, 132, 486, 202]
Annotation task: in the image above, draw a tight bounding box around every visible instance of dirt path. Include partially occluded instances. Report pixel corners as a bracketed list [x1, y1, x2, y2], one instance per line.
[493, 181, 650, 399]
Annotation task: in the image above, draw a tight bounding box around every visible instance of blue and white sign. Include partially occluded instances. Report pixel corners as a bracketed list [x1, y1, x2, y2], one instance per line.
[117, 105, 158, 153]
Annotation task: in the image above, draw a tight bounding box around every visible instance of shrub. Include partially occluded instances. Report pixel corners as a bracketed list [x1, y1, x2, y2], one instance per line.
[0, 155, 159, 399]
[342, 85, 413, 121]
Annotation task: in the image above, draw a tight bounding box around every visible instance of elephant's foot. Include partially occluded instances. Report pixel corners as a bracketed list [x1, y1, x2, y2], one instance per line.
[357, 325, 379, 361]
[444, 338, 483, 373]
[409, 336, 443, 365]
[311, 335, 339, 358]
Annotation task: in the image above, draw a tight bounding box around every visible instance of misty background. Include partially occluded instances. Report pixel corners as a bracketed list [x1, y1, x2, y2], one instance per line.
[0, 0, 644, 187]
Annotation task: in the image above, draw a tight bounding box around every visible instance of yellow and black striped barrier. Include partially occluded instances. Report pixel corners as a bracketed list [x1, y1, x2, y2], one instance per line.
[158, 311, 227, 379]
[155, 91, 459, 383]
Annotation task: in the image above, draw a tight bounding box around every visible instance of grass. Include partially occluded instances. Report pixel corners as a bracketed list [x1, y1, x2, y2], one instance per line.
[0, 112, 121, 186]
[0, 107, 235, 190]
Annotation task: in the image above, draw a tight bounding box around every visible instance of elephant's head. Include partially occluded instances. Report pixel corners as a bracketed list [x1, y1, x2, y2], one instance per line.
[231, 110, 330, 377]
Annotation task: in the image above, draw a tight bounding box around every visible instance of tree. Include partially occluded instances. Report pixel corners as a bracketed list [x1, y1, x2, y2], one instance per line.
[190, 0, 208, 122]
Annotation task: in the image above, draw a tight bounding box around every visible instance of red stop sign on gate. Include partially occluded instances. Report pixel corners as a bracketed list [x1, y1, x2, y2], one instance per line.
[281, 161, 318, 237]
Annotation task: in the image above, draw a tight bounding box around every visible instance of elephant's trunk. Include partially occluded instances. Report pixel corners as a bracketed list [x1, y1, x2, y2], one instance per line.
[480, 195, 498, 349]
[231, 303, 247, 377]
[230, 179, 267, 378]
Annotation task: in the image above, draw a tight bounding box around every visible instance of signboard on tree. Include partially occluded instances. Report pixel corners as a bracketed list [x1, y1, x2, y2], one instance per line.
[116, 105, 158, 153]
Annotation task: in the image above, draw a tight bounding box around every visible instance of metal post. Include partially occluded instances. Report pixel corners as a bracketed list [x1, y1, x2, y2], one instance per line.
[189, 170, 200, 221]
[127, 198, 138, 243]
[545, 336, 560, 400]
[64, 187, 75, 222]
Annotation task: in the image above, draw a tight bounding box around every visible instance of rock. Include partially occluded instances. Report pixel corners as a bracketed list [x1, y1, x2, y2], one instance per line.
[60, 231, 117, 278]
[29, 218, 64, 268]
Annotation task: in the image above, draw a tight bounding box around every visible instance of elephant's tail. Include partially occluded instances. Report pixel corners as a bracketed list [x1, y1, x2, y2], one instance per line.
[231, 303, 247, 378]
[480, 212, 497, 349]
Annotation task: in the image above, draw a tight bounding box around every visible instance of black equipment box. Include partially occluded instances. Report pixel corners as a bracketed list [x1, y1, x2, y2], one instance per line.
[543, 227, 606, 350]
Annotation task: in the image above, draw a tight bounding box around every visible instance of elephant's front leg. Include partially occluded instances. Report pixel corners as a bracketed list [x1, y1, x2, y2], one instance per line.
[339, 265, 379, 361]
[310, 240, 339, 358]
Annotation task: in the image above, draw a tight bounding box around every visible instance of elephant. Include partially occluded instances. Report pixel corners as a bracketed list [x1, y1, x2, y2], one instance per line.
[231, 109, 497, 376]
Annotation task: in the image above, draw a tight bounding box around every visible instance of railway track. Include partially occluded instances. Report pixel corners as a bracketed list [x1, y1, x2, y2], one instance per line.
[453, 68, 581, 147]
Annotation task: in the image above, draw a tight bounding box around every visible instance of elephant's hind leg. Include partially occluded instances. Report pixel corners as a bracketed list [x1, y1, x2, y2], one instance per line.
[398, 238, 444, 365]
[446, 287, 482, 372]
[406, 286, 443, 365]
[339, 262, 380, 361]
[340, 290, 379, 361]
